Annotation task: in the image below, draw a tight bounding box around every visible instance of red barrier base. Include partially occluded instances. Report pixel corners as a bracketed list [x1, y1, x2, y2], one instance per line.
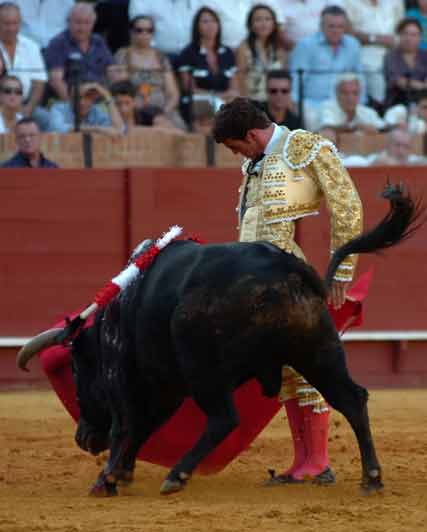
[38, 271, 372, 475]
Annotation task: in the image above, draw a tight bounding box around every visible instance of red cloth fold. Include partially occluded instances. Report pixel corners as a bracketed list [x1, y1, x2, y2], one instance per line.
[38, 270, 372, 474]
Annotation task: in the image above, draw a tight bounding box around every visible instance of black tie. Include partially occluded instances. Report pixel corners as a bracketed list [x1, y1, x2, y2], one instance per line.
[247, 152, 265, 176]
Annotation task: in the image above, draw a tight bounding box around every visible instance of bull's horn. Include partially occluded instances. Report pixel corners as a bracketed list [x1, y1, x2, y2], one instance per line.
[16, 328, 63, 372]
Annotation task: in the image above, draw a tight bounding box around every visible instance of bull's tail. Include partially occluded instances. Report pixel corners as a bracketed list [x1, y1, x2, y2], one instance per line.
[325, 183, 424, 289]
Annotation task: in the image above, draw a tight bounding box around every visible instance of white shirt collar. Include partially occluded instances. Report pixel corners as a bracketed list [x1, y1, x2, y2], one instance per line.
[264, 123, 285, 155]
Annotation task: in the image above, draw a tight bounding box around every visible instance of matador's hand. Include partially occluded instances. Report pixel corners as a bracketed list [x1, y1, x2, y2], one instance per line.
[330, 281, 350, 310]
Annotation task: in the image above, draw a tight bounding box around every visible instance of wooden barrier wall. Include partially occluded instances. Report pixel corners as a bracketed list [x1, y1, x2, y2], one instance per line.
[2, 130, 422, 169]
[0, 166, 426, 387]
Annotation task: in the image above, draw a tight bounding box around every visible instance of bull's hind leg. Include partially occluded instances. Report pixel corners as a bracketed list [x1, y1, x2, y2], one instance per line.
[292, 342, 383, 494]
[160, 378, 239, 495]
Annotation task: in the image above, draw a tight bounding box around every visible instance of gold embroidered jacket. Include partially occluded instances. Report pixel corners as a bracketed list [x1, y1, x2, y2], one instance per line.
[238, 128, 363, 282]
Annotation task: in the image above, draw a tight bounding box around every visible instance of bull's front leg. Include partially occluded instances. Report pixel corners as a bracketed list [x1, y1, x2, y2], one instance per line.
[89, 362, 136, 497]
[90, 381, 186, 497]
[90, 419, 132, 497]
[160, 385, 239, 495]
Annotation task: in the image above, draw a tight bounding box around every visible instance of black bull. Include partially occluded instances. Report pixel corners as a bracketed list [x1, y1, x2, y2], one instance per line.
[17, 186, 422, 497]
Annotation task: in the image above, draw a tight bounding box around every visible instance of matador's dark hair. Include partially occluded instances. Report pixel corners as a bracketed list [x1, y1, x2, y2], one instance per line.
[213, 97, 271, 143]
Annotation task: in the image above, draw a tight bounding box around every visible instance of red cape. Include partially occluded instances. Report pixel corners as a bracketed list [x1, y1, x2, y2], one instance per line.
[38, 270, 372, 474]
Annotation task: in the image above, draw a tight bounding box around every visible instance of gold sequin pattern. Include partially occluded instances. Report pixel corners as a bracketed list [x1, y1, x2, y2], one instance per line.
[286, 131, 326, 168]
[280, 366, 329, 412]
[308, 146, 363, 280]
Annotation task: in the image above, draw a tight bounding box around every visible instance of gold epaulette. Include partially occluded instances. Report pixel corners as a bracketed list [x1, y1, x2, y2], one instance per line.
[283, 129, 338, 170]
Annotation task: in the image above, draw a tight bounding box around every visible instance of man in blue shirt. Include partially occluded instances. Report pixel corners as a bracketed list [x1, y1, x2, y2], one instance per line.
[2, 117, 58, 168]
[289, 5, 364, 116]
[44, 3, 114, 102]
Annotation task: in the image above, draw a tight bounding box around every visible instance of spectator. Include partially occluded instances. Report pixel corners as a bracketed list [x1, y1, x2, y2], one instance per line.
[289, 6, 363, 111]
[114, 15, 186, 129]
[106, 62, 130, 87]
[344, 0, 405, 104]
[10, 0, 75, 49]
[111, 79, 180, 130]
[0, 74, 23, 133]
[384, 18, 427, 108]
[0, 3, 47, 117]
[128, 0, 204, 60]
[256, 69, 302, 128]
[384, 88, 427, 133]
[213, 0, 286, 50]
[178, 7, 239, 108]
[1, 117, 58, 167]
[128, 0, 285, 56]
[370, 127, 426, 164]
[316, 73, 384, 134]
[236, 4, 287, 102]
[44, 2, 114, 101]
[407, 0, 427, 49]
[279, 0, 344, 48]
[48, 80, 125, 136]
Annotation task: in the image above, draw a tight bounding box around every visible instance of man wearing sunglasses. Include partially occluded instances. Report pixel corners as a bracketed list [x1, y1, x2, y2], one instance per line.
[213, 97, 362, 487]
[255, 70, 302, 130]
[0, 75, 23, 134]
[0, 3, 47, 118]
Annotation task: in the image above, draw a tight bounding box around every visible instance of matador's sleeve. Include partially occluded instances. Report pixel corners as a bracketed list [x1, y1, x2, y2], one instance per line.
[286, 131, 363, 281]
[311, 146, 363, 282]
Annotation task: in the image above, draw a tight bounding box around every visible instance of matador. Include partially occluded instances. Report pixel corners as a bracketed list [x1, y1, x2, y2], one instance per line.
[213, 97, 363, 485]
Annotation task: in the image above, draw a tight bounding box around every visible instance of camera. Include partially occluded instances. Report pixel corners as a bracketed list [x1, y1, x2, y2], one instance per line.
[66, 52, 84, 85]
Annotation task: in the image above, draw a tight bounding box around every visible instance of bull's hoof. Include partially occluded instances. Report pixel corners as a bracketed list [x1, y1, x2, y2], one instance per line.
[361, 470, 384, 495]
[160, 479, 185, 495]
[89, 475, 118, 497]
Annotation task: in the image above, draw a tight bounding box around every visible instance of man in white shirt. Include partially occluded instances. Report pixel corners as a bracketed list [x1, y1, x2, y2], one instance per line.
[343, 0, 404, 103]
[128, 0, 284, 55]
[0, 2, 47, 117]
[7, 0, 75, 49]
[316, 72, 384, 134]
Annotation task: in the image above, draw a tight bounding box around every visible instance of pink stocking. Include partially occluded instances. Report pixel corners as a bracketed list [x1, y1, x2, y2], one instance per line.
[292, 406, 330, 480]
[281, 398, 307, 476]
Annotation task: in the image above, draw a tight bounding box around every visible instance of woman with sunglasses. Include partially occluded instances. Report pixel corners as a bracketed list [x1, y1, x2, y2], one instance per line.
[114, 15, 186, 129]
[177, 6, 239, 115]
[0, 75, 23, 134]
[236, 4, 287, 102]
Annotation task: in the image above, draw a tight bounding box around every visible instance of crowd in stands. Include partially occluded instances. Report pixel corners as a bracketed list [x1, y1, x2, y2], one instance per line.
[1, 0, 427, 167]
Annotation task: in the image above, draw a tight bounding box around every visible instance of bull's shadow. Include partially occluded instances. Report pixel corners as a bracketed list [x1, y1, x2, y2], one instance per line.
[18, 185, 423, 497]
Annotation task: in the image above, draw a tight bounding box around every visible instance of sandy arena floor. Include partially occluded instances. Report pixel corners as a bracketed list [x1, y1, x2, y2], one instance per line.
[0, 388, 426, 532]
